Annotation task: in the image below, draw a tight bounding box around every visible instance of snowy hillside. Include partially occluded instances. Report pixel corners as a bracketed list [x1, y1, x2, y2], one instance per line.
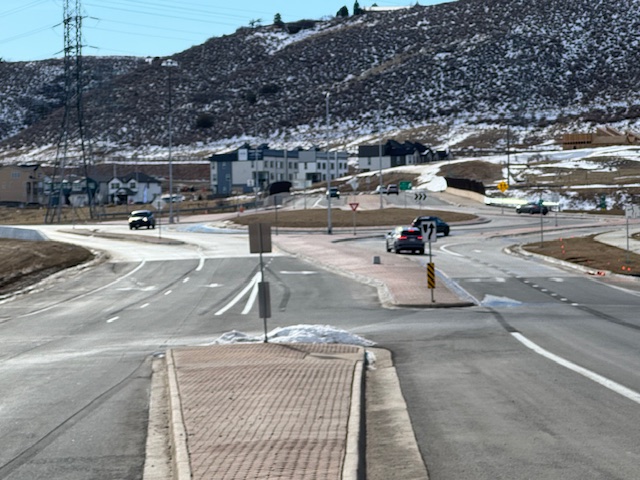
[2, 0, 640, 163]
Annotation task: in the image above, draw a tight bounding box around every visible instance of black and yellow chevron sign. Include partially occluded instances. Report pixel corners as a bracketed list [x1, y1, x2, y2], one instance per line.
[427, 262, 436, 289]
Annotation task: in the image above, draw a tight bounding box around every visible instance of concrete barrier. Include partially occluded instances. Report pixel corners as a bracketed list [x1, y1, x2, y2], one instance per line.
[0, 226, 47, 241]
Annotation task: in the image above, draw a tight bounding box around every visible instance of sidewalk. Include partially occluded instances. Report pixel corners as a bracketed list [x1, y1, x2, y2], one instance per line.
[272, 231, 474, 308]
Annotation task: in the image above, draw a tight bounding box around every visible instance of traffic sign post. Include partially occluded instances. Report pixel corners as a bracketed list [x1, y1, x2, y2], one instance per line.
[400, 181, 412, 208]
[497, 181, 508, 214]
[414, 190, 428, 210]
[349, 202, 359, 235]
[421, 221, 437, 302]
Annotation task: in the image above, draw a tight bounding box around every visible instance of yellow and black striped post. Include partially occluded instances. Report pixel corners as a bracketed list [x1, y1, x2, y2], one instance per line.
[427, 262, 436, 302]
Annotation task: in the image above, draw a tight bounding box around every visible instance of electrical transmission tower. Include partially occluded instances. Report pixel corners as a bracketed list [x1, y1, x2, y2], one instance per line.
[45, 0, 95, 223]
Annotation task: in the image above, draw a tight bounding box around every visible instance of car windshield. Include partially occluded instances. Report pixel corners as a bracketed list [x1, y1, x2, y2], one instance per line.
[131, 211, 149, 217]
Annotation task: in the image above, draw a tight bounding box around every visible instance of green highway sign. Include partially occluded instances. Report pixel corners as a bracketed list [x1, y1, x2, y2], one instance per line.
[399, 181, 412, 191]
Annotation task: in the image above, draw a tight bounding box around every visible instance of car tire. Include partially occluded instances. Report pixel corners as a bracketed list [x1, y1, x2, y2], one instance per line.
[444, 229, 450, 236]
[417, 249, 424, 255]
[129, 225, 133, 230]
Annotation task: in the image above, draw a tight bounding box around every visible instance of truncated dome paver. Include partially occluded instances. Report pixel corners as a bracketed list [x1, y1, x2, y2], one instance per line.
[172, 343, 362, 479]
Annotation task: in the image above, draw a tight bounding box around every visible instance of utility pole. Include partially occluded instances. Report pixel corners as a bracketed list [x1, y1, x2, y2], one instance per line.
[326, 92, 332, 234]
[46, 0, 94, 223]
[161, 59, 178, 223]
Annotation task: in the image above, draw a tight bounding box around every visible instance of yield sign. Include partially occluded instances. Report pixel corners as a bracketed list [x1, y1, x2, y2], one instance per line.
[349, 202, 359, 212]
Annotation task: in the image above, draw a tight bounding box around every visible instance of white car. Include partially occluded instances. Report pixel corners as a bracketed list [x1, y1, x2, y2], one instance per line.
[373, 185, 387, 194]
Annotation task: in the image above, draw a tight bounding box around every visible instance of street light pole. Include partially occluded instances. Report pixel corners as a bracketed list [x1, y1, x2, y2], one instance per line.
[162, 59, 178, 224]
[379, 140, 383, 209]
[326, 92, 332, 235]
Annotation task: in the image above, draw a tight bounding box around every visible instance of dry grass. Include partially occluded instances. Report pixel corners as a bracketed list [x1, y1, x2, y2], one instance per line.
[522, 235, 640, 276]
[0, 239, 94, 295]
[232, 207, 476, 228]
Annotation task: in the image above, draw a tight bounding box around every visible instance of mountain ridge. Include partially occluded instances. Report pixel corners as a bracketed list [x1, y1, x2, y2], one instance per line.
[2, 0, 640, 163]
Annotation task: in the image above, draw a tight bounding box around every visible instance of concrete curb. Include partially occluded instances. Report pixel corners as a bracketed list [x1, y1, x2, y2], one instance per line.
[365, 348, 430, 480]
[343, 353, 366, 480]
[165, 350, 192, 480]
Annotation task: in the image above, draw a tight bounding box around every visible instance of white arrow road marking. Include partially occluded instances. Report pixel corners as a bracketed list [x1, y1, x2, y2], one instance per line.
[513, 332, 640, 405]
[215, 272, 261, 316]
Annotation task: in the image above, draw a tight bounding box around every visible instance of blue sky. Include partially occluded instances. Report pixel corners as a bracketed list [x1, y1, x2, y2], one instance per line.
[0, 0, 446, 62]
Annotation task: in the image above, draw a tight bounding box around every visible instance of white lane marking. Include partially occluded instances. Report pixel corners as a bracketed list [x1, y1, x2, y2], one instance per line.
[107, 316, 119, 323]
[196, 256, 205, 272]
[140, 303, 150, 309]
[183, 277, 190, 283]
[20, 260, 148, 318]
[439, 244, 464, 257]
[242, 280, 259, 315]
[512, 332, 640, 405]
[116, 286, 156, 292]
[215, 272, 261, 316]
[164, 290, 172, 296]
[279, 271, 318, 275]
[205, 283, 222, 288]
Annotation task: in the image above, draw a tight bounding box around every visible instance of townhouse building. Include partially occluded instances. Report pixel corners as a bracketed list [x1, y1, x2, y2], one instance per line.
[357, 140, 436, 172]
[209, 145, 349, 195]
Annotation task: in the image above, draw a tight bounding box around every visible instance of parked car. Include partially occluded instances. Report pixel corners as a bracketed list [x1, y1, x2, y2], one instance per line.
[386, 184, 399, 195]
[373, 185, 387, 194]
[128, 209, 156, 229]
[326, 186, 340, 198]
[410, 216, 450, 236]
[385, 226, 424, 254]
[516, 202, 548, 215]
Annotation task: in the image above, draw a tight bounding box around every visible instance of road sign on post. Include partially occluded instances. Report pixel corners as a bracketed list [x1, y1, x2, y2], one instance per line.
[349, 202, 359, 235]
[248, 223, 272, 342]
[399, 181, 412, 191]
[414, 191, 428, 201]
[421, 221, 437, 244]
[497, 181, 508, 193]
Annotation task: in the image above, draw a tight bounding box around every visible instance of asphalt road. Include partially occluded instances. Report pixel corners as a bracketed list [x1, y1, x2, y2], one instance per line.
[353, 208, 640, 480]
[2, 199, 640, 479]
[0, 225, 384, 479]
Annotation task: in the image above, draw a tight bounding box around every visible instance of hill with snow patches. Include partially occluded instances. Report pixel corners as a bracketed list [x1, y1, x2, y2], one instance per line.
[2, 0, 640, 164]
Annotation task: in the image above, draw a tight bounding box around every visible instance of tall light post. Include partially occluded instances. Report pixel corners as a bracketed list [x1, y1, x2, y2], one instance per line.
[162, 58, 178, 223]
[379, 139, 383, 209]
[325, 92, 332, 234]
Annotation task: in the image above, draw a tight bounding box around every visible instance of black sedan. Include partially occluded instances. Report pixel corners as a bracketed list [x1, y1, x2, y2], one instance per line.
[410, 216, 450, 236]
[516, 202, 548, 215]
[385, 226, 424, 254]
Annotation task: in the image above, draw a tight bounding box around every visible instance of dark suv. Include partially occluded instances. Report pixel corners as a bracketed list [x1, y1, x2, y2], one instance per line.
[128, 210, 156, 229]
[385, 226, 424, 254]
[516, 202, 548, 215]
[410, 216, 450, 236]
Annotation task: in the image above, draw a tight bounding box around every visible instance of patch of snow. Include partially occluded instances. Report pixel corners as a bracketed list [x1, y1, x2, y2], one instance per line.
[210, 324, 376, 347]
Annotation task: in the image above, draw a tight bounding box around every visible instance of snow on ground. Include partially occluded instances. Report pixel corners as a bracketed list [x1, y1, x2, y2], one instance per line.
[210, 324, 376, 347]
